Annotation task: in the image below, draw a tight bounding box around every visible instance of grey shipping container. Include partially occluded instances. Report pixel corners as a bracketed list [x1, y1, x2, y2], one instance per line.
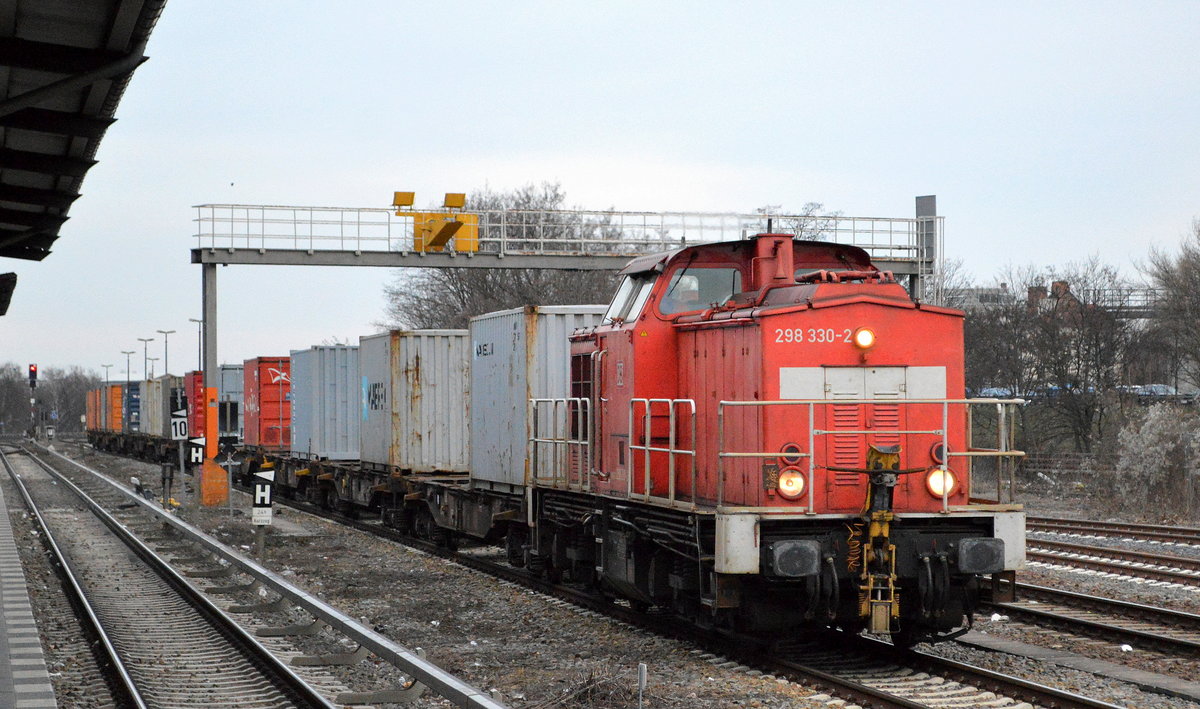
[141, 375, 183, 438]
[218, 364, 244, 439]
[290, 346, 360, 460]
[469, 305, 606, 491]
[218, 364, 244, 400]
[359, 330, 470, 472]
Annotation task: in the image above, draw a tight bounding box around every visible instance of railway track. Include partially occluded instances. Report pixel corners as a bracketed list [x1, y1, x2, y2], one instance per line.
[1028, 538, 1200, 585]
[1028, 516, 1200, 546]
[0, 444, 333, 708]
[16, 443, 507, 709]
[985, 582, 1200, 656]
[210, 469, 1121, 707]
[57, 441, 1144, 708]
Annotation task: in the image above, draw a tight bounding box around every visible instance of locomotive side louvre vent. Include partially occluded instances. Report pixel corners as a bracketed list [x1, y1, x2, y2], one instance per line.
[832, 404, 862, 484]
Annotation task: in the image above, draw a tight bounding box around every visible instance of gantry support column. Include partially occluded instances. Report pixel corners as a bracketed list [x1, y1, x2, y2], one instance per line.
[200, 262, 227, 505]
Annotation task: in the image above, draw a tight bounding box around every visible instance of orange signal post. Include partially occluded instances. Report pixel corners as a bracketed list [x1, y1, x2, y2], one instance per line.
[200, 386, 228, 505]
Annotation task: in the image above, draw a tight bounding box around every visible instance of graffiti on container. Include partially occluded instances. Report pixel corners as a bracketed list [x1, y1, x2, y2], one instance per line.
[367, 382, 387, 410]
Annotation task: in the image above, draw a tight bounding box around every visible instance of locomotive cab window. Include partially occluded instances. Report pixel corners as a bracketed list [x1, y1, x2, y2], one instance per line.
[603, 273, 656, 324]
[659, 266, 741, 315]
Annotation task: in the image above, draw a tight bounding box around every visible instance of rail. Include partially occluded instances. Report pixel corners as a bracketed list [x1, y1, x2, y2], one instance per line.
[0, 446, 148, 708]
[194, 203, 941, 266]
[39, 445, 508, 709]
[717, 398, 1026, 513]
[9, 445, 334, 708]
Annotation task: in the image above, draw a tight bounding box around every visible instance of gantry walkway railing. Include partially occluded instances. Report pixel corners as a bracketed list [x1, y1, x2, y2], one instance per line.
[192, 203, 943, 290]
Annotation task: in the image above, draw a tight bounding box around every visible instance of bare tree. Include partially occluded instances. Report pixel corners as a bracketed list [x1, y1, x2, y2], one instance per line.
[929, 257, 973, 308]
[0, 363, 98, 434]
[1145, 218, 1200, 386]
[1028, 258, 1132, 453]
[755, 202, 841, 239]
[0, 363, 27, 435]
[964, 259, 1133, 454]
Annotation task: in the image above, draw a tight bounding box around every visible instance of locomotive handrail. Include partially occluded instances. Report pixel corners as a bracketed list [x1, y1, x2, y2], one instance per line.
[627, 398, 698, 508]
[717, 398, 1027, 514]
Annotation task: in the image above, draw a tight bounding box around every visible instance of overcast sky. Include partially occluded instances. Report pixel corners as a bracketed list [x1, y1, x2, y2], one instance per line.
[4, 1, 1199, 376]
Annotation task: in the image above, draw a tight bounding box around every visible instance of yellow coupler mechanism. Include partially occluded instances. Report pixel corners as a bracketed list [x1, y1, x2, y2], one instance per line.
[830, 444, 928, 634]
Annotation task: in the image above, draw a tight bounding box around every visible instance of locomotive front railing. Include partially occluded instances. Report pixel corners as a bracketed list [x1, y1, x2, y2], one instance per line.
[716, 398, 1026, 514]
[627, 398, 697, 508]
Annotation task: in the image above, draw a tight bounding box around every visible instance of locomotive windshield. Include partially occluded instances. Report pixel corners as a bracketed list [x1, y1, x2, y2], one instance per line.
[603, 273, 656, 324]
[659, 266, 741, 314]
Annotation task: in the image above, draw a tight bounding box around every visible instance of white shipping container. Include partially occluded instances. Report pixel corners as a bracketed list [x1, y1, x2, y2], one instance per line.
[140, 375, 182, 439]
[359, 330, 470, 472]
[290, 346, 360, 460]
[469, 305, 606, 490]
[140, 378, 162, 438]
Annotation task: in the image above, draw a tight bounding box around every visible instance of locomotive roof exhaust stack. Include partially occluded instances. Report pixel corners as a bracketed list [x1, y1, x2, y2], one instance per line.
[751, 233, 796, 290]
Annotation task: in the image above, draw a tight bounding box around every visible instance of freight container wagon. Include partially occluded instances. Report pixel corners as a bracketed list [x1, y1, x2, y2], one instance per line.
[141, 375, 184, 439]
[102, 384, 123, 432]
[185, 371, 205, 445]
[123, 382, 140, 433]
[290, 346, 360, 460]
[243, 357, 290, 450]
[469, 305, 606, 493]
[359, 330, 470, 474]
[85, 389, 98, 431]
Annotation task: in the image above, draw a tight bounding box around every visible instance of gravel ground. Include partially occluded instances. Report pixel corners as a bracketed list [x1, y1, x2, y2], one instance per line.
[969, 612, 1200, 682]
[924, 639, 1200, 709]
[48, 442, 1200, 708]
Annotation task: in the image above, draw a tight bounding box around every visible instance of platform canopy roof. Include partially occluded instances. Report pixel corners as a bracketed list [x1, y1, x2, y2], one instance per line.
[0, 0, 165, 265]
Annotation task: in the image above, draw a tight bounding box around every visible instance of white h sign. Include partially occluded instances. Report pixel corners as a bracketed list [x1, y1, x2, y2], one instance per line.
[252, 467, 275, 526]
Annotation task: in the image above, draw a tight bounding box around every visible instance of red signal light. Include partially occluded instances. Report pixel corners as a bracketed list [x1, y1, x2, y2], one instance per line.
[28, 364, 37, 388]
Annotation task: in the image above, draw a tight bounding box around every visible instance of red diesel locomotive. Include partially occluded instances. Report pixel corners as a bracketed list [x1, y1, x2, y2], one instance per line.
[443, 232, 1026, 643]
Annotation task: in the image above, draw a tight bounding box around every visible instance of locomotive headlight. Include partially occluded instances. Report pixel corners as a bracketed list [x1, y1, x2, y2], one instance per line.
[853, 327, 876, 349]
[926, 467, 956, 497]
[777, 468, 806, 499]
